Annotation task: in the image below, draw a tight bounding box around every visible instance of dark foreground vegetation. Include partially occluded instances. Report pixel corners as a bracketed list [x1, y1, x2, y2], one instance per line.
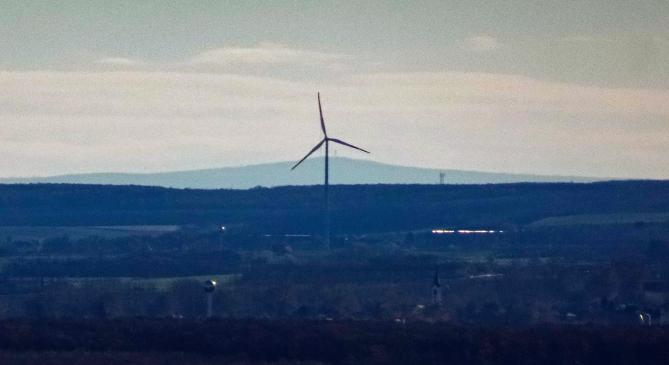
[1, 181, 668, 363]
[0, 319, 668, 365]
[0, 221, 666, 324]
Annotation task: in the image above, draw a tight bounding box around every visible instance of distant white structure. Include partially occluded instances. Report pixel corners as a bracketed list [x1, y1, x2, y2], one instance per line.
[432, 268, 442, 305]
[639, 312, 652, 326]
[204, 279, 217, 318]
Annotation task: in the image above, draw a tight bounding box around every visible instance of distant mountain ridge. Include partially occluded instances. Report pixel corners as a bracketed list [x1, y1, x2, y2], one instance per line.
[0, 157, 603, 189]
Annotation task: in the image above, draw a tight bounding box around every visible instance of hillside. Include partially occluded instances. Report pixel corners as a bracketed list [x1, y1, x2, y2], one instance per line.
[0, 158, 600, 189]
[0, 181, 666, 233]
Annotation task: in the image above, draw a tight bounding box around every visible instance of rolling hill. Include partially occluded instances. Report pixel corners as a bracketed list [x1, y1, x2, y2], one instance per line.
[0, 157, 601, 189]
[0, 181, 667, 233]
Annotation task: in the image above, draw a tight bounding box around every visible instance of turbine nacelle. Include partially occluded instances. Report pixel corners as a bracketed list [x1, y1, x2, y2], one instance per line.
[291, 93, 369, 170]
[291, 137, 369, 170]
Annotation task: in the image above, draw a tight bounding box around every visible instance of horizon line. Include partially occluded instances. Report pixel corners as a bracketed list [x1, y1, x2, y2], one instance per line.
[0, 156, 625, 181]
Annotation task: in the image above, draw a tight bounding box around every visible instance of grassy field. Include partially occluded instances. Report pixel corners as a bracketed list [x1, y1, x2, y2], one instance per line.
[528, 212, 669, 227]
[9, 274, 240, 292]
[0, 225, 182, 240]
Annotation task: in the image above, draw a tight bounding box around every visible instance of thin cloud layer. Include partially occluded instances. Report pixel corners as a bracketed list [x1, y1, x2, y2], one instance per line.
[1, 63, 668, 178]
[464, 35, 502, 53]
[341, 72, 669, 117]
[96, 57, 145, 67]
[189, 43, 351, 69]
[3, 70, 666, 121]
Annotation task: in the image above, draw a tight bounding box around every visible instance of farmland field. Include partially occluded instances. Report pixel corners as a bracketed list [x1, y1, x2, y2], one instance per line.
[0, 225, 182, 240]
[529, 212, 669, 227]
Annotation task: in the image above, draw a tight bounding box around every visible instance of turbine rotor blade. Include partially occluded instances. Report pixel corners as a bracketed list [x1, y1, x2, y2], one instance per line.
[328, 138, 370, 154]
[291, 139, 326, 170]
[318, 92, 327, 137]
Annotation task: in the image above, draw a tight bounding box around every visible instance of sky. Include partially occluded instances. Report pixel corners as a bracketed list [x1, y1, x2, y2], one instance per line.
[1, 1, 668, 179]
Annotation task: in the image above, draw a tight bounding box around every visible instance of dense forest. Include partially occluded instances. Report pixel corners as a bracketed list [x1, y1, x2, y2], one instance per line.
[0, 219, 667, 323]
[1, 181, 669, 232]
[0, 319, 667, 365]
[1, 181, 669, 364]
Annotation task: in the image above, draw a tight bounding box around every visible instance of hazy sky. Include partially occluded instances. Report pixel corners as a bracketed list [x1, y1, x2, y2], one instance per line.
[1, 1, 668, 178]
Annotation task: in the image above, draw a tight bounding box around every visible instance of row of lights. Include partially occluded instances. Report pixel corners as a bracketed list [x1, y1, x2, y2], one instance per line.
[431, 229, 504, 235]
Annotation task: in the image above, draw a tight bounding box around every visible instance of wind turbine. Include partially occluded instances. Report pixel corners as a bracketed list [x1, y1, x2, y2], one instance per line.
[292, 93, 370, 248]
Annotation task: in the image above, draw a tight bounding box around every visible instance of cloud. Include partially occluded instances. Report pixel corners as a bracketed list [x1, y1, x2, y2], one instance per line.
[368, 72, 668, 115]
[96, 57, 145, 67]
[5, 70, 666, 122]
[560, 35, 604, 44]
[90, 44, 355, 75]
[0, 71, 314, 118]
[464, 35, 502, 53]
[188, 43, 351, 69]
[0, 69, 668, 178]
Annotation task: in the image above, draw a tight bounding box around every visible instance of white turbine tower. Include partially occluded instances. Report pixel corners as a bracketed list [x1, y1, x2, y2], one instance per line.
[292, 93, 370, 248]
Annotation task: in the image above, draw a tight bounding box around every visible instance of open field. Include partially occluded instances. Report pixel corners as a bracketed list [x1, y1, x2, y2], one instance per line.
[529, 212, 669, 227]
[0, 225, 182, 241]
[6, 274, 239, 292]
